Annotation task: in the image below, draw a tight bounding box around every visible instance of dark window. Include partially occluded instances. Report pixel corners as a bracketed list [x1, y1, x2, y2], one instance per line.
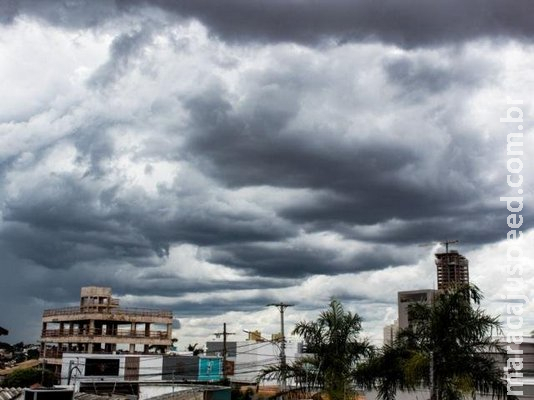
[85, 358, 120, 376]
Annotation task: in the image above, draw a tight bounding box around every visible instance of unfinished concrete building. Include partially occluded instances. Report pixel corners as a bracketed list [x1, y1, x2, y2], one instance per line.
[40, 287, 173, 365]
[435, 250, 469, 290]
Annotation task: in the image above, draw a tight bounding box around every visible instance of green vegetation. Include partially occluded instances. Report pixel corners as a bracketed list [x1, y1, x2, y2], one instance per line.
[259, 299, 372, 400]
[1, 367, 56, 388]
[358, 284, 510, 400]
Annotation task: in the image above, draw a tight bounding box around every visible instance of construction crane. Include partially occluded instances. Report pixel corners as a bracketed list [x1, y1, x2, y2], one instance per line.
[419, 239, 459, 254]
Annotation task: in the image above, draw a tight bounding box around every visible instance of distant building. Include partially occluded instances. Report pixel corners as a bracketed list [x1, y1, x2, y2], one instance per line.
[206, 336, 304, 385]
[383, 320, 399, 346]
[398, 289, 437, 330]
[40, 287, 173, 366]
[435, 250, 469, 290]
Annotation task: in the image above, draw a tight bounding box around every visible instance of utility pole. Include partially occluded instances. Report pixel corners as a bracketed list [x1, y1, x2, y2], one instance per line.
[267, 302, 294, 393]
[214, 323, 235, 382]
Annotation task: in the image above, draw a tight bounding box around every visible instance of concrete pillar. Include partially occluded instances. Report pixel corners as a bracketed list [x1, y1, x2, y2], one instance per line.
[59, 323, 64, 335]
[143, 344, 149, 353]
[89, 320, 95, 335]
[88, 343, 94, 353]
[131, 322, 137, 336]
[129, 343, 135, 353]
[166, 324, 172, 339]
[69, 323, 74, 335]
[145, 323, 150, 337]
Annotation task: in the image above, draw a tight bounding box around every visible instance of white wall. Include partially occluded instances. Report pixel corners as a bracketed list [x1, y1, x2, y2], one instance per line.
[60, 353, 165, 389]
[226, 338, 303, 384]
[138, 384, 192, 400]
[140, 355, 164, 382]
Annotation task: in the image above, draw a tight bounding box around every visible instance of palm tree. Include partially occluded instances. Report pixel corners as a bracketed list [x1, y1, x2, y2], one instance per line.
[258, 356, 321, 394]
[358, 284, 511, 400]
[291, 298, 373, 400]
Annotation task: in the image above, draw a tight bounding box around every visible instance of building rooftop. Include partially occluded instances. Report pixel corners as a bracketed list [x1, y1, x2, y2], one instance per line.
[0, 387, 23, 400]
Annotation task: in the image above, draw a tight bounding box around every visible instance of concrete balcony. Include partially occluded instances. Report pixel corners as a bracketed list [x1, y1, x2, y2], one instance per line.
[42, 306, 173, 324]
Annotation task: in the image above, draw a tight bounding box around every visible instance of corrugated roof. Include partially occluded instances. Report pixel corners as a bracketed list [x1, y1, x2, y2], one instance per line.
[0, 388, 23, 400]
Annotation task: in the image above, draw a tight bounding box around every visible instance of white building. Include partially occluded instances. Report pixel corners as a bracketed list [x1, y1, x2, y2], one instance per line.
[60, 353, 226, 399]
[382, 320, 399, 346]
[205, 336, 304, 385]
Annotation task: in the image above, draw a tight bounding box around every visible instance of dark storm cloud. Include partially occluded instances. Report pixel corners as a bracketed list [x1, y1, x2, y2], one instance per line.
[184, 90, 416, 194]
[4, 0, 534, 47]
[1, 142, 296, 270]
[208, 242, 413, 278]
[182, 84, 524, 248]
[1, 1, 529, 345]
[147, 295, 280, 318]
[336, 211, 522, 247]
[2, 182, 294, 270]
[156, 0, 534, 47]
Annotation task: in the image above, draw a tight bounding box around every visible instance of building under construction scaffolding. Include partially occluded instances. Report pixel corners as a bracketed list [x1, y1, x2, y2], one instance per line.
[435, 250, 469, 290]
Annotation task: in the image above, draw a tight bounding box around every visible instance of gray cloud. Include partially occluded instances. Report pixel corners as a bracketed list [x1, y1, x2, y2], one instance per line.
[4, 0, 534, 47]
[89, 27, 155, 88]
[208, 242, 414, 278]
[1, 4, 531, 346]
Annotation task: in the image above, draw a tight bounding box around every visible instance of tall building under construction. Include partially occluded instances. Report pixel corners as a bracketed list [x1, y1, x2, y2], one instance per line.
[435, 249, 469, 290]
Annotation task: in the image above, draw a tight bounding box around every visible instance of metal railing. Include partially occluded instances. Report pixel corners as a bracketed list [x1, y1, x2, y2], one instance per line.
[42, 348, 168, 359]
[41, 329, 170, 339]
[43, 306, 172, 318]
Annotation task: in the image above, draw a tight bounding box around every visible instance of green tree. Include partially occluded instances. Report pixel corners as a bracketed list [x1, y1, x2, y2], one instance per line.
[26, 349, 40, 360]
[1, 367, 56, 388]
[187, 343, 204, 356]
[290, 299, 372, 400]
[358, 284, 510, 400]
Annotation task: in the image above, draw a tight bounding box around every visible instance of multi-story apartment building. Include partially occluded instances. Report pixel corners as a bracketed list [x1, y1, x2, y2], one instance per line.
[435, 249, 469, 290]
[40, 287, 173, 365]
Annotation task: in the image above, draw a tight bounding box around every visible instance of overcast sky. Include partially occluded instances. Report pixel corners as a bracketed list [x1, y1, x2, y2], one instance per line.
[1, 0, 533, 348]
